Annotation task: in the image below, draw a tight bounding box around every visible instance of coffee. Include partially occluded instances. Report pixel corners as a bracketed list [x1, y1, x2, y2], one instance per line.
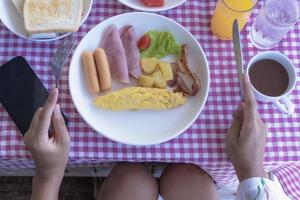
[249, 59, 289, 97]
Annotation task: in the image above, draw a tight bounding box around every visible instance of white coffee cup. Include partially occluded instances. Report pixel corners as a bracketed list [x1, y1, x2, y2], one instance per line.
[246, 51, 297, 115]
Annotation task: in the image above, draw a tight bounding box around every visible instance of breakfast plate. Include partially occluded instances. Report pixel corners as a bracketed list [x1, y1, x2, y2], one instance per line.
[0, 0, 93, 42]
[69, 12, 210, 145]
[118, 0, 186, 12]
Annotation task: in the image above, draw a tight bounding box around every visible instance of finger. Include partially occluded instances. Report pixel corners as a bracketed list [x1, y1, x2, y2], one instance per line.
[257, 117, 268, 137]
[243, 74, 257, 121]
[233, 102, 244, 121]
[225, 119, 242, 149]
[243, 74, 256, 105]
[37, 88, 58, 136]
[27, 107, 43, 133]
[52, 104, 70, 145]
[226, 103, 244, 142]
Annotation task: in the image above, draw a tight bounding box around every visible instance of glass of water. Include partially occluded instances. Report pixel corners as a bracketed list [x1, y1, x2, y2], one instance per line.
[250, 0, 300, 49]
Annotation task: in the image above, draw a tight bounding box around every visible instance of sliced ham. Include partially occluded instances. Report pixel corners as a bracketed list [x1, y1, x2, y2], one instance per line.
[120, 25, 142, 79]
[101, 25, 130, 83]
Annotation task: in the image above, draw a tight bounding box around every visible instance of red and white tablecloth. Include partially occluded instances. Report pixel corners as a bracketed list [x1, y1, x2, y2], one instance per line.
[0, 1, 299, 199]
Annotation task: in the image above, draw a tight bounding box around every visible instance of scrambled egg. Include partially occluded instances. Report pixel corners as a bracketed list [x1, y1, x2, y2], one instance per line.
[94, 87, 186, 111]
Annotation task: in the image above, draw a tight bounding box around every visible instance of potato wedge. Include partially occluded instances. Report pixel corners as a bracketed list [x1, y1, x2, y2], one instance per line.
[138, 75, 155, 87]
[158, 61, 173, 81]
[152, 71, 167, 88]
[141, 57, 159, 74]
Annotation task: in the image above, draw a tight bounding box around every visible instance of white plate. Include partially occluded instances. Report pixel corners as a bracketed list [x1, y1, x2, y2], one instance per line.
[118, 0, 186, 12]
[0, 0, 93, 42]
[69, 12, 210, 145]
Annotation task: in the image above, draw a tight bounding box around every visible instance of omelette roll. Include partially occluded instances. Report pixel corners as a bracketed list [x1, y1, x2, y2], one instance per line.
[81, 51, 101, 95]
[94, 48, 112, 91]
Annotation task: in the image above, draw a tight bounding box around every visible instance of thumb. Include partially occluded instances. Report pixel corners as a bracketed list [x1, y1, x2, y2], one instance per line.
[52, 104, 70, 145]
[226, 102, 244, 142]
[37, 88, 58, 138]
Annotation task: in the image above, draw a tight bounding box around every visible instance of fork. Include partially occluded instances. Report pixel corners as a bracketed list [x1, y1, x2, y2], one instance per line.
[51, 35, 76, 87]
[49, 36, 75, 134]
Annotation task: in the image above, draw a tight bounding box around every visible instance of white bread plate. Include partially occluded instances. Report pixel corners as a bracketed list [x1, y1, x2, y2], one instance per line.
[0, 0, 93, 42]
[118, 0, 186, 12]
[69, 12, 210, 145]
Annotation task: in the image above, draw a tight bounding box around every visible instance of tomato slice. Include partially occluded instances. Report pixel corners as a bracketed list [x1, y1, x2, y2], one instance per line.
[138, 34, 151, 50]
[141, 0, 164, 7]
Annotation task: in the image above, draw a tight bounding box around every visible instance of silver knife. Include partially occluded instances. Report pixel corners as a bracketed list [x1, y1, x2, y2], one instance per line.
[232, 19, 244, 100]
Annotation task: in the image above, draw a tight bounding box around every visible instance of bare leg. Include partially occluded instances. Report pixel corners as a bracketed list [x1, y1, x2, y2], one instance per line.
[97, 163, 158, 200]
[159, 163, 218, 200]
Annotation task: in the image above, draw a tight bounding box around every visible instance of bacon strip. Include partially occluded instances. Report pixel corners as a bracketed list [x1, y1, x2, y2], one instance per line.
[171, 45, 201, 96]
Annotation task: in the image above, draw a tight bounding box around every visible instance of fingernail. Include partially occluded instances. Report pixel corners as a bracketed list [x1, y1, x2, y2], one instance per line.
[50, 88, 58, 97]
[244, 73, 250, 82]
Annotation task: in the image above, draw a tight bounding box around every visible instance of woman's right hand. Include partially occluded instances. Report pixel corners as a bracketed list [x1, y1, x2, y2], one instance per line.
[226, 74, 269, 181]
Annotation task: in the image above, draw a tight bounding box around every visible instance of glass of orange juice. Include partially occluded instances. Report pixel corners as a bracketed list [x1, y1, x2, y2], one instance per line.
[211, 0, 258, 40]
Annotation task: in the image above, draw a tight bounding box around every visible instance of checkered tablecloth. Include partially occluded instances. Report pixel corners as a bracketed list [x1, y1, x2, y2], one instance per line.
[0, 0, 299, 198]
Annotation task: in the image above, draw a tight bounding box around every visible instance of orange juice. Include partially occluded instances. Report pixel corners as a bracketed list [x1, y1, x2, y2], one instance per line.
[211, 0, 257, 40]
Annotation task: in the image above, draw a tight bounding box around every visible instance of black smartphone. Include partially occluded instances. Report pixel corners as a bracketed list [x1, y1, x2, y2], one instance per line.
[0, 56, 67, 135]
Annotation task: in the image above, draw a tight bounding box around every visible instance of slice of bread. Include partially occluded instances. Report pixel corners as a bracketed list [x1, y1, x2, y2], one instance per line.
[23, 0, 83, 34]
[12, 0, 25, 16]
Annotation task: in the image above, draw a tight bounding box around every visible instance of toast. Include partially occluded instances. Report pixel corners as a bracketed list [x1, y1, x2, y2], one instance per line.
[23, 0, 83, 34]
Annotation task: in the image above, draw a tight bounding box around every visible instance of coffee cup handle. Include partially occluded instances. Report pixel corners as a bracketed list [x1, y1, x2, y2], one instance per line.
[274, 97, 295, 115]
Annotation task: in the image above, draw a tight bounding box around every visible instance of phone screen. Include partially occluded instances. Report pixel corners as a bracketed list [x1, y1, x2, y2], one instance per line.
[0, 56, 51, 135]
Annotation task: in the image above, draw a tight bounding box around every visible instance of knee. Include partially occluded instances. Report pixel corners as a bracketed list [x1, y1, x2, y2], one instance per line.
[112, 162, 153, 181]
[160, 163, 217, 200]
[161, 163, 211, 182]
[112, 162, 158, 192]
[97, 163, 158, 200]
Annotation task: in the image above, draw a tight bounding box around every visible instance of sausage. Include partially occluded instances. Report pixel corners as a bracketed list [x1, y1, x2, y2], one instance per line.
[81, 51, 101, 95]
[94, 48, 112, 91]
